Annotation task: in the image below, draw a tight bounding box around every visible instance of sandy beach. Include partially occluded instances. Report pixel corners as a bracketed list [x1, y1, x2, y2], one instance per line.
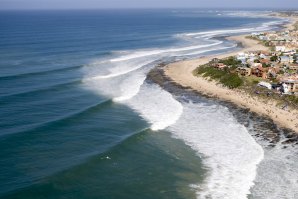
[164, 31, 298, 133]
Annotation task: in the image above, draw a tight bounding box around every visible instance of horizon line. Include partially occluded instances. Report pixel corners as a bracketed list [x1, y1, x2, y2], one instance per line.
[0, 7, 298, 11]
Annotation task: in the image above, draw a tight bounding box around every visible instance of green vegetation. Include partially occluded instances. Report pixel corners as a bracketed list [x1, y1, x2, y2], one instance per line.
[195, 63, 243, 89]
[242, 75, 262, 86]
[263, 41, 270, 46]
[270, 55, 278, 62]
[285, 95, 298, 105]
[262, 63, 270, 68]
[294, 21, 298, 31]
[195, 65, 225, 79]
[220, 73, 243, 88]
[194, 57, 298, 109]
[221, 56, 241, 68]
[245, 35, 258, 41]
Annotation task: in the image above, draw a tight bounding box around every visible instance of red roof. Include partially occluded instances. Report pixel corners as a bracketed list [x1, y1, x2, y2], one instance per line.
[260, 59, 270, 64]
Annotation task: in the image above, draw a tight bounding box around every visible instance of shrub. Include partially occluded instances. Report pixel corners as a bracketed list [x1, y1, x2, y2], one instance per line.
[221, 56, 241, 67]
[270, 55, 278, 62]
[285, 95, 298, 105]
[196, 65, 243, 89]
[196, 66, 226, 80]
[220, 73, 243, 89]
[252, 80, 260, 85]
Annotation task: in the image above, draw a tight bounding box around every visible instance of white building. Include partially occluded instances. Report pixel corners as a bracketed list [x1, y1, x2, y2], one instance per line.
[258, 81, 272, 90]
[275, 46, 286, 52]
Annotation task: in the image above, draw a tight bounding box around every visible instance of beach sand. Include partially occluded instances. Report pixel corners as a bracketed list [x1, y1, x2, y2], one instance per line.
[164, 34, 298, 133]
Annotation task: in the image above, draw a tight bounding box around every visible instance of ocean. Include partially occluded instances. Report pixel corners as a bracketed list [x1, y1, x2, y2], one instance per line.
[0, 9, 297, 199]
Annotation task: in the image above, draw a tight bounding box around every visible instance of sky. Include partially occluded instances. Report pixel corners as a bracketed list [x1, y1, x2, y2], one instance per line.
[0, 0, 297, 10]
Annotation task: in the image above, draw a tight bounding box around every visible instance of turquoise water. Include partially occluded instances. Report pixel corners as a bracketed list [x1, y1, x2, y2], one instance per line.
[0, 9, 283, 198]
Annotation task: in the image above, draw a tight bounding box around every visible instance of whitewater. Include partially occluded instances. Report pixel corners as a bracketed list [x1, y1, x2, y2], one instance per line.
[82, 16, 297, 199]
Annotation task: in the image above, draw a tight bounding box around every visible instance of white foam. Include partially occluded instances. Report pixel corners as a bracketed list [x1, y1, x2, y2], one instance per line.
[85, 60, 153, 80]
[224, 11, 274, 18]
[250, 143, 298, 199]
[168, 102, 264, 199]
[125, 82, 183, 130]
[183, 28, 253, 37]
[178, 18, 286, 40]
[183, 44, 236, 56]
[112, 72, 147, 102]
[83, 64, 150, 102]
[110, 49, 165, 62]
[110, 42, 222, 62]
[84, 66, 183, 131]
[81, 13, 289, 198]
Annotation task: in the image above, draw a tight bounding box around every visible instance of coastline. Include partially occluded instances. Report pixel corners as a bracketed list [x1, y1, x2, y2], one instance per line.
[164, 27, 298, 133]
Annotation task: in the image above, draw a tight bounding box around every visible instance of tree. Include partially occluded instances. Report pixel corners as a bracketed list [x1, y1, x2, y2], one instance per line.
[270, 55, 278, 62]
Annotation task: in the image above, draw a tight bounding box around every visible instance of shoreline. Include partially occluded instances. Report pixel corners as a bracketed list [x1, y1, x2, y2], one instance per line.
[163, 23, 298, 133]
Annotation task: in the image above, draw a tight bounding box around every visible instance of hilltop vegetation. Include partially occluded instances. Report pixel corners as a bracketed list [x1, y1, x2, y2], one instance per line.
[194, 62, 243, 89]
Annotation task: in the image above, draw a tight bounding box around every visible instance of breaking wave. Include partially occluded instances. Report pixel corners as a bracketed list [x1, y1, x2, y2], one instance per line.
[82, 15, 286, 198]
[169, 102, 264, 199]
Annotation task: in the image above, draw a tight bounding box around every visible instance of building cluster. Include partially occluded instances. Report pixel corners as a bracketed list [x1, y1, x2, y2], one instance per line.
[209, 28, 298, 95]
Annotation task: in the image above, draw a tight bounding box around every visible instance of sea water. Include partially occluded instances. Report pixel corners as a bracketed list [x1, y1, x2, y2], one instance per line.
[0, 9, 296, 199]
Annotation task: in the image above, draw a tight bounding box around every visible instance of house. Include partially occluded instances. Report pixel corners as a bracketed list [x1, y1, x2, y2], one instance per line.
[260, 59, 270, 65]
[251, 65, 269, 79]
[248, 56, 258, 64]
[280, 76, 298, 94]
[237, 67, 251, 76]
[251, 32, 261, 37]
[259, 54, 268, 59]
[252, 63, 262, 68]
[214, 63, 227, 70]
[267, 67, 280, 79]
[236, 52, 248, 61]
[258, 81, 272, 90]
[280, 56, 293, 64]
[211, 58, 220, 63]
[289, 64, 298, 71]
[210, 58, 220, 67]
[258, 35, 268, 40]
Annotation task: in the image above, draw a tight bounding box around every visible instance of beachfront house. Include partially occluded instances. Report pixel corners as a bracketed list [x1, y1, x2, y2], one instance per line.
[214, 63, 227, 70]
[236, 52, 248, 63]
[251, 32, 261, 37]
[258, 35, 268, 41]
[237, 67, 251, 76]
[211, 58, 220, 63]
[210, 58, 220, 67]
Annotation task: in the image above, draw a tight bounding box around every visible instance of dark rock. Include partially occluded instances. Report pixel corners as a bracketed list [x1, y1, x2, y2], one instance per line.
[282, 138, 297, 145]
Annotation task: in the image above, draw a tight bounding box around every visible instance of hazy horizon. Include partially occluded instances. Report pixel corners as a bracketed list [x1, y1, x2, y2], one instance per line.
[0, 0, 298, 10]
